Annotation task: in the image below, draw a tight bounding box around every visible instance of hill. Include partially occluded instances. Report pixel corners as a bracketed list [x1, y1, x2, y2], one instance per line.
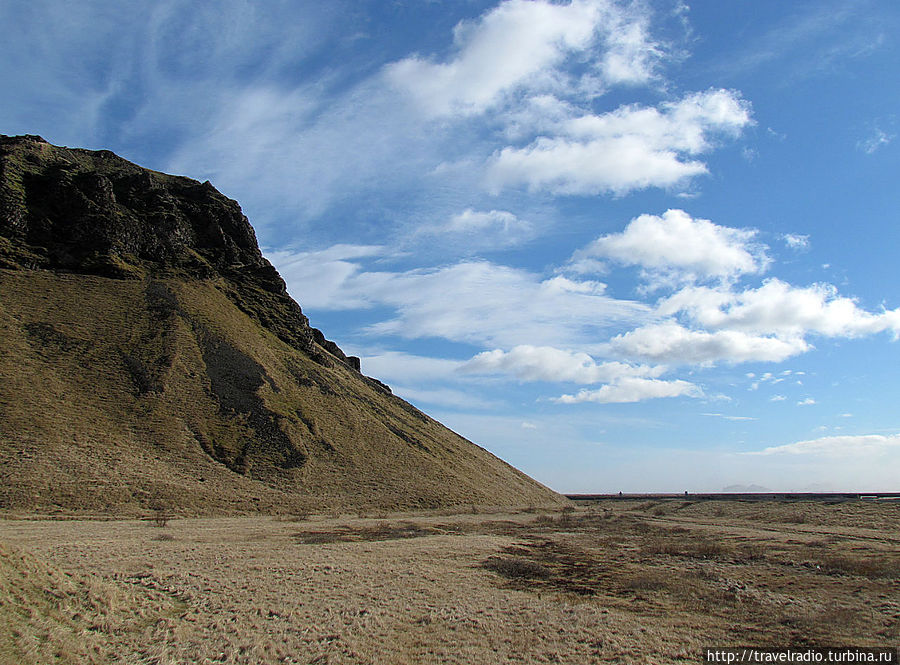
[0, 135, 562, 515]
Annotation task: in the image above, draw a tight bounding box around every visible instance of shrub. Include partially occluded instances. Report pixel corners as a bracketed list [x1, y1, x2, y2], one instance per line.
[152, 509, 169, 528]
[482, 556, 551, 580]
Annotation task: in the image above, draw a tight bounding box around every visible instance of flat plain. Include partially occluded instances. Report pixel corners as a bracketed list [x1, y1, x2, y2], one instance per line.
[2, 499, 898, 664]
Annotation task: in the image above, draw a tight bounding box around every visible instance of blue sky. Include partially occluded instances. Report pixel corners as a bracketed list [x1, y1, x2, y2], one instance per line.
[4, 0, 899, 492]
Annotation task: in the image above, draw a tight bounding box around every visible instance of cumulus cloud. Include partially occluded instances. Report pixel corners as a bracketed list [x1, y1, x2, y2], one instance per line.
[487, 89, 752, 195]
[660, 279, 900, 338]
[386, 0, 660, 117]
[555, 377, 703, 404]
[462, 345, 664, 384]
[782, 233, 810, 250]
[577, 209, 769, 282]
[611, 322, 809, 364]
[747, 434, 900, 457]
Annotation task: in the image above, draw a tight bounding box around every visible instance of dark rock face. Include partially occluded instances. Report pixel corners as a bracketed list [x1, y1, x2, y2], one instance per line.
[1, 135, 263, 276]
[0, 134, 355, 370]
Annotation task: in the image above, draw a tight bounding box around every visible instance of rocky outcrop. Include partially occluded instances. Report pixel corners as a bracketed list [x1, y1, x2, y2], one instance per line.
[0, 134, 355, 371]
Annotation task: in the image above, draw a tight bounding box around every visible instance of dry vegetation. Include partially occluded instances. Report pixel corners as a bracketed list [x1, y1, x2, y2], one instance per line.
[0, 269, 562, 515]
[1, 499, 898, 664]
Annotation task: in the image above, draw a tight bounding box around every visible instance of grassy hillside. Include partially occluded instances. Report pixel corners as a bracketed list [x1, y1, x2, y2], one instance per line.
[0, 135, 563, 514]
[0, 269, 562, 514]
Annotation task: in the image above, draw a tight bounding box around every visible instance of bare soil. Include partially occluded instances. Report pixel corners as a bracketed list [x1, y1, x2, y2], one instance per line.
[1, 499, 898, 664]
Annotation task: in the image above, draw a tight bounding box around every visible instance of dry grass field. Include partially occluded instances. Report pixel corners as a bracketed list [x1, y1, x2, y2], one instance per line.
[1, 499, 898, 664]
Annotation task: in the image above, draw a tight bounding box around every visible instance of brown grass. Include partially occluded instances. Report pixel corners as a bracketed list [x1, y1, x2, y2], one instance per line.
[0, 269, 564, 517]
[0, 541, 182, 665]
[1, 500, 898, 663]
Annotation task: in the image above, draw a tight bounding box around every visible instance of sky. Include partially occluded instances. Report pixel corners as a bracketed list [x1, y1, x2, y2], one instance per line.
[3, 0, 899, 493]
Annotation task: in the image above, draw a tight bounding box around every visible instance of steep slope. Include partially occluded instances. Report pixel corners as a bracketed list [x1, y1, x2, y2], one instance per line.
[0, 135, 563, 514]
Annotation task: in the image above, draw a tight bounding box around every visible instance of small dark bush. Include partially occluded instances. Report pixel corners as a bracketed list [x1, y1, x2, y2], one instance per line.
[482, 556, 551, 580]
[624, 573, 668, 591]
[152, 509, 169, 528]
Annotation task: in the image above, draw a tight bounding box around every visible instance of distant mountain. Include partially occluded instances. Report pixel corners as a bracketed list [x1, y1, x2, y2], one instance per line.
[722, 484, 772, 493]
[0, 135, 563, 514]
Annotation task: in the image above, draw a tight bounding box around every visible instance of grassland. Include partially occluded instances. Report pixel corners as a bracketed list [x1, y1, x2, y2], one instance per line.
[1, 499, 897, 664]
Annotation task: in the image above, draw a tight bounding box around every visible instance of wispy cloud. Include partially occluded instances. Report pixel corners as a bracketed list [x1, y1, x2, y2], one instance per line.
[357, 351, 466, 385]
[702, 413, 757, 421]
[747, 433, 900, 457]
[391, 385, 503, 411]
[273, 250, 651, 348]
[857, 127, 895, 154]
[419, 209, 536, 250]
[711, 1, 890, 81]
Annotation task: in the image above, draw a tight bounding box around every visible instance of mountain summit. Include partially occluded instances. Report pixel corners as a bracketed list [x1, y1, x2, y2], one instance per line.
[0, 135, 561, 514]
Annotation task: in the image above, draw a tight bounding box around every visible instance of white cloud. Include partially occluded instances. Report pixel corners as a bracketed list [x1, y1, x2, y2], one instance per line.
[356, 351, 465, 385]
[702, 413, 756, 421]
[797, 397, 816, 406]
[267, 245, 386, 309]
[462, 345, 664, 384]
[386, 0, 660, 118]
[662, 279, 900, 338]
[747, 433, 900, 457]
[770, 395, 787, 402]
[714, 3, 888, 81]
[598, 7, 662, 85]
[425, 208, 536, 249]
[167, 75, 442, 225]
[611, 322, 809, 364]
[392, 386, 501, 411]
[0, 2, 332, 148]
[782, 233, 810, 250]
[555, 377, 703, 404]
[857, 127, 895, 154]
[447, 209, 524, 233]
[487, 89, 752, 195]
[579, 209, 769, 282]
[365, 264, 648, 347]
[273, 249, 651, 348]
